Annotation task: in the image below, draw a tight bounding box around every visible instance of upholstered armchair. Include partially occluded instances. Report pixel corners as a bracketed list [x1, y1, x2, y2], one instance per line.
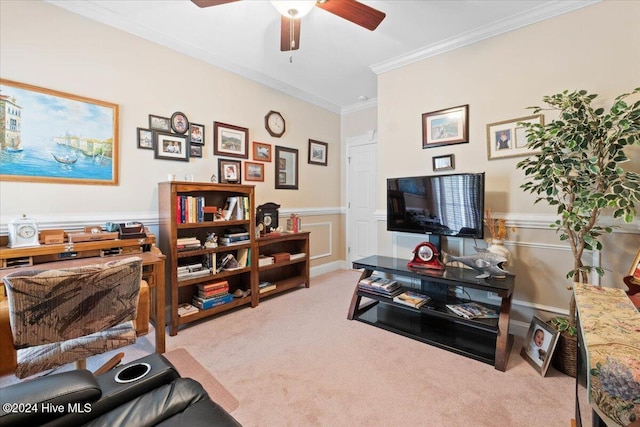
[0, 257, 150, 378]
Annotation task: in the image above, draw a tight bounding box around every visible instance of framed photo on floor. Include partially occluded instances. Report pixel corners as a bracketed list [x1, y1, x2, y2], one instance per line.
[520, 315, 559, 376]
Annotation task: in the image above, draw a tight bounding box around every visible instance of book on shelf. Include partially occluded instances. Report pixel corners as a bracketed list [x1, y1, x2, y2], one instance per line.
[358, 276, 401, 294]
[446, 302, 498, 319]
[236, 248, 249, 267]
[222, 197, 237, 220]
[393, 291, 431, 308]
[258, 255, 274, 266]
[178, 303, 199, 317]
[192, 293, 234, 310]
[289, 252, 306, 261]
[259, 281, 276, 294]
[176, 196, 205, 224]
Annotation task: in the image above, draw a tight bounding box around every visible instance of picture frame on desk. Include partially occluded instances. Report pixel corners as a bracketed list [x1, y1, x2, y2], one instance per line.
[520, 315, 559, 377]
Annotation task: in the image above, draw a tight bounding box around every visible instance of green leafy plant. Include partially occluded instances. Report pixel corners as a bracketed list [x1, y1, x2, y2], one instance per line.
[517, 88, 640, 326]
[548, 316, 577, 337]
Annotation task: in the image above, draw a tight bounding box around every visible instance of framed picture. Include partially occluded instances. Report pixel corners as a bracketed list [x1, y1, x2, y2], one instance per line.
[190, 144, 202, 158]
[149, 114, 171, 132]
[486, 114, 544, 160]
[218, 158, 241, 184]
[432, 154, 454, 171]
[214, 122, 248, 159]
[189, 123, 205, 145]
[628, 248, 640, 285]
[137, 127, 153, 150]
[171, 111, 189, 134]
[308, 139, 328, 166]
[245, 161, 264, 182]
[154, 131, 189, 162]
[422, 104, 469, 149]
[252, 141, 272, 162]
[275, 146, 298, 190]
[0, 78, 119, 185]
[520, 315, 560, 376]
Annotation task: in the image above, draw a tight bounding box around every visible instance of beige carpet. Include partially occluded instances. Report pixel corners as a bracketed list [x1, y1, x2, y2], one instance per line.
[164, 347, 239, 413]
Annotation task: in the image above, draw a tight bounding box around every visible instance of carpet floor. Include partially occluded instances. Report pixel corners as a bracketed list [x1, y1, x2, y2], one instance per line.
[1, 269, 575, 426]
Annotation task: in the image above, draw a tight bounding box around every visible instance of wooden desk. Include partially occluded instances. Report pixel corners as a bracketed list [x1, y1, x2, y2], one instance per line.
[0, 236, 166, 353]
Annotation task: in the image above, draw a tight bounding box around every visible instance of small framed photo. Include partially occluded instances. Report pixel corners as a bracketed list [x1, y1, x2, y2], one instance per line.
[252, 141, 272, 162]
[245, 161, 264, 182]
[171, 111, 189, 134]
[149, 114, 171, 132]
[486, 114, 544, 160]
[189, 123, 205, 145]
[278, 171, 286, 184]
[137, 127, 153, 150]
[308, 139, 328, 166]
[520, 315, 560, 376]
[154, 131, 189, 162]
[190, 144, 202, 158]
[432, 154, 454, 171]
[218, 158, 241, 184]
[422, 104, 469, 149]
[214, 122, 249, 159]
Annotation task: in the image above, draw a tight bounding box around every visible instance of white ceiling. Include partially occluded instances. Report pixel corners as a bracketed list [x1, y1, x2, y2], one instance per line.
[48, 0, 598, 114]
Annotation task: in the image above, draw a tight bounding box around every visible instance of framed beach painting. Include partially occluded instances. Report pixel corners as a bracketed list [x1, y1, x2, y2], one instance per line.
[0, 79, 119, 185]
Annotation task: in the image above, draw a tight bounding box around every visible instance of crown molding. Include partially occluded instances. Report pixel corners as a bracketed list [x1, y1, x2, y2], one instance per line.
[45, 0, 342, 114]
[341, 97, 378, 116]
[371, 0, 601, 75]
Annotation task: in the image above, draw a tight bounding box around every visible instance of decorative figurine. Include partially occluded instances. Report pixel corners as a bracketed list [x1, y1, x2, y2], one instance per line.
[442, 248, 509, 279]
[204, 232, 218, 248]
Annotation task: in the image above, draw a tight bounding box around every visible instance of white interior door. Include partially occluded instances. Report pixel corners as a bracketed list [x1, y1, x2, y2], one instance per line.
[346, 133, 378, 267]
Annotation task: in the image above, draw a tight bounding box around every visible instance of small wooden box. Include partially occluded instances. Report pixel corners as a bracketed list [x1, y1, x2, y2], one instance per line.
[272, 252, 290, 263]
[39, 229, 65, 245]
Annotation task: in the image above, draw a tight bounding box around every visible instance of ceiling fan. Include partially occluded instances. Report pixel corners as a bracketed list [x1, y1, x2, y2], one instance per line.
[191, 0, 386, 52]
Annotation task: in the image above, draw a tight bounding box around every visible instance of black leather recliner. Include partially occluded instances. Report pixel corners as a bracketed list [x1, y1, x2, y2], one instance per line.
[0, 353, 241, 427]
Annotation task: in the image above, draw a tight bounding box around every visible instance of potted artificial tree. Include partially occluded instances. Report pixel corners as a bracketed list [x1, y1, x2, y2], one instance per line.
[517, 88, 640, 376]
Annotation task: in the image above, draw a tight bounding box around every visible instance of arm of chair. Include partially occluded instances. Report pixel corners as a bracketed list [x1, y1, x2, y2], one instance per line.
[134, 279, 150, 336]
[0, 299, 17, 376]
[0, 369, 101, 426]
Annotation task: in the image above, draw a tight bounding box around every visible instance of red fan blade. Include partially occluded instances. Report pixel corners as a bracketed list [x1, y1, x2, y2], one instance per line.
[316, 0, 386, 31]
[191, 0, 239, 8]
[280, 16, 301, 51]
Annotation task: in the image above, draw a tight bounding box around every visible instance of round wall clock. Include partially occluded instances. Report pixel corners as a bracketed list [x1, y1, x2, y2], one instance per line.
[171, 111, 189, 134]
[265, 110, 285, 138]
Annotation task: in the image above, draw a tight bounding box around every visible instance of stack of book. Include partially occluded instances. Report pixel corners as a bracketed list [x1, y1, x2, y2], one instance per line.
[192, 280, 233, 310]
[219, 228, 250, 246]
[258, 255, 274, 266]
[176, 237, 201, 252]
[259, 280, 276, 294]
[357, 276, 403, 298]
[446, 302, 498, 319]
[393, 291, 431, 308]
[177, 263, 212, 281]
[177, 303, 199, 317]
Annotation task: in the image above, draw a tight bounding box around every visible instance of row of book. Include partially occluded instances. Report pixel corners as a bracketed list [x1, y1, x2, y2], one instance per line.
[192, 280, 234, 310]
[175, 195, 250, 224]
[222, 196, 250, 221]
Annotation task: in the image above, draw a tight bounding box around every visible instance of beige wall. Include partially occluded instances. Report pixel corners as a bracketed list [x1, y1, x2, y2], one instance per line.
[0, 0, 342, 268]
[375, 0, 640, 324]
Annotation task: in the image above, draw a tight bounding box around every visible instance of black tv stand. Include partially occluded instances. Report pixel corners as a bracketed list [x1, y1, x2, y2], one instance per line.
[349, 255, 515, 371]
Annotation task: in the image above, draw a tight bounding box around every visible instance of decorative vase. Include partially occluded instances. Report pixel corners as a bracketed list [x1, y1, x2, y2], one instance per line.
[487, 239, 512, 268]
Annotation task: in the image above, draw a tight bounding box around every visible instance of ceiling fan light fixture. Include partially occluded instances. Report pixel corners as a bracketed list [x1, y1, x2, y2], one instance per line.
[270, 1, 315, 18]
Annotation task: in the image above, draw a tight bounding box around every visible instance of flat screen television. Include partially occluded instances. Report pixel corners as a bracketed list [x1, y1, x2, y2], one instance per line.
[387, 172, 485, 239]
